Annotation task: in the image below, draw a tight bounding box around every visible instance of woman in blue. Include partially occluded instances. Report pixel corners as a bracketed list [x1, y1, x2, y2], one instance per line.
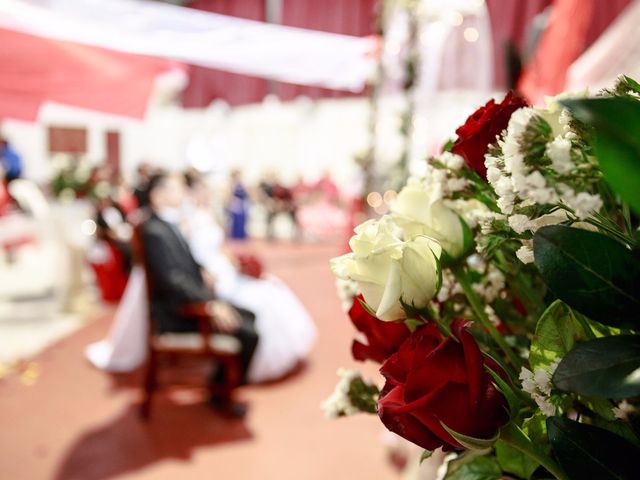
[227, 169, 249, 240]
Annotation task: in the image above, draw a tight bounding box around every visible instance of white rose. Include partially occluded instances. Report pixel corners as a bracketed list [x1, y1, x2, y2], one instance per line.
[391, 182, 465, 259]
[331, 216, 442, 321]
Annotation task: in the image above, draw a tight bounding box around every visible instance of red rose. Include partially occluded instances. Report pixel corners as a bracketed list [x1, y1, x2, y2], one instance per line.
[378, 320, 507, 451]
[451, 91, 528, 179]
[349, 295, 411, 363]
[236, 253, 263, 278]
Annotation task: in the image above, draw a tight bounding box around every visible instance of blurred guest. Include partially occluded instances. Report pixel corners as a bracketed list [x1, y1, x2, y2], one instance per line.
[314, 170, 339, 204]
[95, 195, 133, 270]
[185, 173, 316, 383]
[259, 172, 297, 240]
[292, 175, 311, 204]
[86, 194, 132, 303]
[226, 169, 249, 240]
[112, 174, 137, 216]
[0, 136, 22, 182]
[297, 170, 347, 240]
[142, 173, 258, 414]
[0, 165, 10, 216]
[133, 162, 154, 208]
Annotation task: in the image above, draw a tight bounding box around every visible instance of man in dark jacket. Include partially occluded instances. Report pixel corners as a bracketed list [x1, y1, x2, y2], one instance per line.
[142, 172, 258, 416]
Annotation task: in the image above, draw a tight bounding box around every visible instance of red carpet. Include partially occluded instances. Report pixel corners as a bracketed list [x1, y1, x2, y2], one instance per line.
[0, 241, 396, 480]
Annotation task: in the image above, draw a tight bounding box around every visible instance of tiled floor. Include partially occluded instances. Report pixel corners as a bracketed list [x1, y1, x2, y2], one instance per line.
[0, 240, 397, 480]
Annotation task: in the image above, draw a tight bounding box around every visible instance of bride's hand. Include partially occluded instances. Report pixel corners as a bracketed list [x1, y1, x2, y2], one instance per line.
[207, 301, 240, 333]
[201, 269, 217, 291]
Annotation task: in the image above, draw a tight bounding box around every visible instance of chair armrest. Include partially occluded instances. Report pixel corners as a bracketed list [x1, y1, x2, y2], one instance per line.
[179, 301, 219, 349]
[180, 301, 210, 319]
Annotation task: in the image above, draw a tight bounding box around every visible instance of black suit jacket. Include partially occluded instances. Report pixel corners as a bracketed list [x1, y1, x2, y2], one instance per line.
[142, 213, 213, 332]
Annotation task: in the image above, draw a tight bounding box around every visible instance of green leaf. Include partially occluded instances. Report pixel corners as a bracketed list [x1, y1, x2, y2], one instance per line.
[485, 366, 520, 418]
[585, 317, 624, 338]
[483, 350, 518, 384]
[561, 97, 640, 214]
[591, 417, 640, 448]
[440, 422, 499, 450]
[441, 138, 455, 153]
[552, 335, 640, 399]
[404, 318, 425, 332]
[533, 225, 640, 329]
[444, 454, 502, 480]
[522, 412, 550, 454]
[495, 439, 539, 479]
[616, 75, 640, 96]
[460, 215, 475, 257]
[579, 395, 616, 421]
[420, 450, 433, 464]
[529, 300, 586, 371]
[547, 416, 640, 479]
[347, 377, 380, 414]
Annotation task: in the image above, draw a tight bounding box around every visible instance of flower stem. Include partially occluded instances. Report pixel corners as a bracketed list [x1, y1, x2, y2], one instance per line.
[452, 264, 523, 370]
[585, 217, 633, 246]
[501, 423, 568, 480]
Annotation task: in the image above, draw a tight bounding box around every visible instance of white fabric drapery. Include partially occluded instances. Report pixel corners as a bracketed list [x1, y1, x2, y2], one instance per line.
[0, 0, 376, 92]
[85, 266, 149, 372]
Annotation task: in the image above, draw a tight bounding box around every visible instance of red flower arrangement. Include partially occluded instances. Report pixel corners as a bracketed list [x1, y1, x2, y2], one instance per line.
[377, 320, 507, 451]
[349, 296, 411, 364]
[451, 91, 528, 179]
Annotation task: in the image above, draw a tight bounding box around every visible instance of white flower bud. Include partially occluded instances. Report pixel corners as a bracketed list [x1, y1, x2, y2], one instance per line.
[516, 245, 535, 264]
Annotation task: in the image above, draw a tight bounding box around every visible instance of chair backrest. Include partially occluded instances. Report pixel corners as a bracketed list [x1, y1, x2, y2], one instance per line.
[130, 210, 219, 354]
[129, 210, 158, 337]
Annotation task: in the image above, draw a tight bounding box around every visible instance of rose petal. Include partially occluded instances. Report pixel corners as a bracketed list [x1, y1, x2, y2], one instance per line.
[378, 386, 443, 451]
[455, 321, 485, 412]
[374, 259, 404, 321]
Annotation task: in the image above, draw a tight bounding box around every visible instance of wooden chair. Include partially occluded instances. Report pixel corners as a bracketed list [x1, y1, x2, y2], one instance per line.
[132, 220, 242, 419]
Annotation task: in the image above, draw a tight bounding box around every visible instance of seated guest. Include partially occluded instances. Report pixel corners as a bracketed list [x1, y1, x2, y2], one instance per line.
[142, 172, 258, 416]
[95, 195, 133, 271]
[226, 169, 249, 240]
[133, 162, 154, 208]
[0, 165, 10, 216]
[259, 172, 297, 240]
[0, 136, 22, 182]
[296, 170, 347, 240]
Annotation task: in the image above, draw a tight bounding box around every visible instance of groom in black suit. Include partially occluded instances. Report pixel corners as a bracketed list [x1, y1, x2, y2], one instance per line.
[141, 172, 258, 416]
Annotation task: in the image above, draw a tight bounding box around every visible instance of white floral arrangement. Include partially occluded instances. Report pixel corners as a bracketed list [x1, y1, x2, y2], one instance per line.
[326, 76, 640, 480]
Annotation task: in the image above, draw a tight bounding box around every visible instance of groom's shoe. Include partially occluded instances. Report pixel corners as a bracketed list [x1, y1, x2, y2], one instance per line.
[208, 395, 248, 419]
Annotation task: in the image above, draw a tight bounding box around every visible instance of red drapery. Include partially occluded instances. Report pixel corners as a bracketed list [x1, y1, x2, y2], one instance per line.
[182, 0, 629, 108]
[485, 0, 553, 89]
[183, 0, 551, 105]
[518, 0, 630, 103]
[181, 0, 377, 108]
[181, 0, 269, 107]
[276, 0, 377, 101]
[0, 28, 176, 121]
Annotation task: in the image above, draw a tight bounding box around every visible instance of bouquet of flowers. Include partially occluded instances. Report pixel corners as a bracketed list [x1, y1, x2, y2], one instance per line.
[50, 153, 95, 199]
[326, 76, 640, 480]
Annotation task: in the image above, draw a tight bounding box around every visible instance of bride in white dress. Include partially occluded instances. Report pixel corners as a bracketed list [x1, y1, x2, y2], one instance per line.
[183, 176, 317, 383]
[85, 177, 317, 384]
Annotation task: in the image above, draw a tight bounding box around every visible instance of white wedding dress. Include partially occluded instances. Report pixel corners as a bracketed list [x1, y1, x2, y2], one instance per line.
[186, 208, 317, 383]
[85, 210, 317, 384]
